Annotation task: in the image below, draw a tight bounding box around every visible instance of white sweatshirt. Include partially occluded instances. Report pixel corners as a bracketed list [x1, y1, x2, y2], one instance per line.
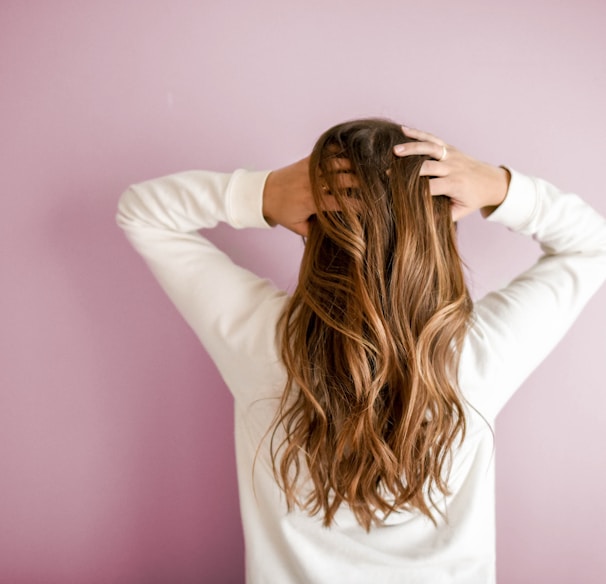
[117, 168, 606, 584]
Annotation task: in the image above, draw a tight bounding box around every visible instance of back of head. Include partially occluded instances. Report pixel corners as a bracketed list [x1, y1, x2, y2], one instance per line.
[272, 118, 473, 530]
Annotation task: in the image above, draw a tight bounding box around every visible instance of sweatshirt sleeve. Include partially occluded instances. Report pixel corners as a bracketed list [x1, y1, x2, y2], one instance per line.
[116, 170, 289, 404]
[459, 169, 606, 420]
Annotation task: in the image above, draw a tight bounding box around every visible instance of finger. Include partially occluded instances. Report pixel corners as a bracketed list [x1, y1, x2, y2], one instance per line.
[401, 126, 446, 147]
[393, 141, 447, 161]
[321, 173, 359, 192]
[335, 173, 359, 189]
[320, 194, 341, 212]
[427, 177, 451, 197]
[326, 157, 352, 172]
[418, 160, 449, 177]
[319, 163, 355, 182]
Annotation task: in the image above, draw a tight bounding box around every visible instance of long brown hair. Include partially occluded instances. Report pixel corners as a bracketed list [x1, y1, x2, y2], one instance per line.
[271, 119, 472, 530]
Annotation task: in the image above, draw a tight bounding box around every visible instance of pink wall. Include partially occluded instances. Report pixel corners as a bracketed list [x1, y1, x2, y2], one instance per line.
[2, 1, 605, 582]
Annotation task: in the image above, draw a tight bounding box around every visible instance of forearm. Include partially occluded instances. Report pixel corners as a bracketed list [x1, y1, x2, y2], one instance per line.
[117, 170, 272, 237]
[463, 169, 606, 417]
[487, 170, 606, 255]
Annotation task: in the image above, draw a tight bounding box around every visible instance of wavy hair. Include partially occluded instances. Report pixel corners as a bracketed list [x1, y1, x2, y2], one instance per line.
[271, 119, 473, 530]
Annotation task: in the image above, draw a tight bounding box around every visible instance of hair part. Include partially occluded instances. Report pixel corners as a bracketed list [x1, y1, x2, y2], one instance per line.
[271, 118, 472, 530]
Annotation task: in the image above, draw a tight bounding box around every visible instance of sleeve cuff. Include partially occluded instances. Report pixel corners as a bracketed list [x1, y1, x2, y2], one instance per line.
[485, 167, 539, 233]
[226, 169, 273, 230]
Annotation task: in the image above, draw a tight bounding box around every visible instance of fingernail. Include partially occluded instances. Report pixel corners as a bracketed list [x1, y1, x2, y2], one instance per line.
[394, 145, 406, 155]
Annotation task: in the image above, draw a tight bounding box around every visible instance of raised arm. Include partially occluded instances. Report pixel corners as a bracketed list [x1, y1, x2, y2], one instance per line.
[394, 127, 606, 418]
[116, 170, 289, 403]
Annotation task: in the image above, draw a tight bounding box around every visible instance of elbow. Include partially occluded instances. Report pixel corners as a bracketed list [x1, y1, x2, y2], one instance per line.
[115, 185, 140, 230]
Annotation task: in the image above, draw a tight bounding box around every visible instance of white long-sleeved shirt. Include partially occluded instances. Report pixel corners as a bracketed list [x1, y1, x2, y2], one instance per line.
[117, 168, 606, 584]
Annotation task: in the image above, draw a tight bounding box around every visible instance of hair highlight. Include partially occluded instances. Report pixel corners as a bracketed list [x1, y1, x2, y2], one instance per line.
[271, 119, 472, 530]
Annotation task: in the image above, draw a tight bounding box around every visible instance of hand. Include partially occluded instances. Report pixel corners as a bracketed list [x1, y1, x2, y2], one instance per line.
[393, 126, 510, 221]
[263, 157, 314, 236]
[262, 156, 348, 236]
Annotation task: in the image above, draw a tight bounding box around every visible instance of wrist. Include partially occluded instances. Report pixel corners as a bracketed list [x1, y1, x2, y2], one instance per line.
[262, 171, 278, 227]
[481, 166, 511, 218]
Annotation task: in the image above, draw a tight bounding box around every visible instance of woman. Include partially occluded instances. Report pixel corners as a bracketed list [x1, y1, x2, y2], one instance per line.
[117, 120, 606, 583]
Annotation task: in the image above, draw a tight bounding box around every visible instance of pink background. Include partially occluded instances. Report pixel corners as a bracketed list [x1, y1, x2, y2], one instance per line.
[2, 1, 605, 582]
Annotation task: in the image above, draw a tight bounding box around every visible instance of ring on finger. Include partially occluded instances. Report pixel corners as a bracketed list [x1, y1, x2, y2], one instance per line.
[438, 145, 448, 161]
